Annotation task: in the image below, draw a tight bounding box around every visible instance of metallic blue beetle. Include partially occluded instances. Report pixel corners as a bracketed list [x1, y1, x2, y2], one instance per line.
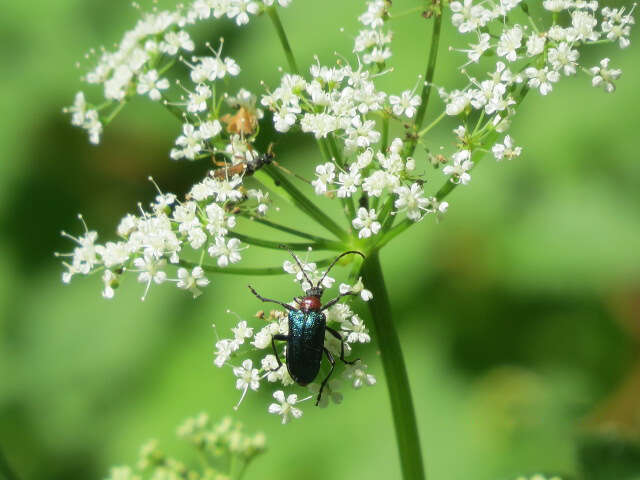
[248, 249, 364, 405]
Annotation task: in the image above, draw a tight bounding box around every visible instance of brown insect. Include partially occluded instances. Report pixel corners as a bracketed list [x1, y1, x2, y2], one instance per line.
[212, 146, 274, 180]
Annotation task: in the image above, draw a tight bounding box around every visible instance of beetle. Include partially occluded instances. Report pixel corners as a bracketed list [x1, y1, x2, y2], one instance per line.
[248, 249, 365, 405]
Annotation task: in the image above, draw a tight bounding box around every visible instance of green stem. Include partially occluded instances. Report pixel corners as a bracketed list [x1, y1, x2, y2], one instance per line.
[0, 445, 19, 480]
[244, 215, 335, 242]
[180, 257, 333, 276]
[417, 110, 445, 138]
[381, 115, 390, 151]
[103, 101, 127, 125]
[376, 218, 413, 250]
[229, 231, 343, 251]
[361, 252, 426, 480]
[408, 11, 443, 156]
[267, 7, 299, 74]
[261, 165, 349, 243]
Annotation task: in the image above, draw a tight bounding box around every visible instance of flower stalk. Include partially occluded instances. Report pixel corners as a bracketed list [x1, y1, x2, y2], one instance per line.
[361, 251, 426, 480]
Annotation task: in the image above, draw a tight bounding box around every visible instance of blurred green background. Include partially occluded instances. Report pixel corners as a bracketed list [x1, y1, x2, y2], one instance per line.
[1, 1, 639, 479]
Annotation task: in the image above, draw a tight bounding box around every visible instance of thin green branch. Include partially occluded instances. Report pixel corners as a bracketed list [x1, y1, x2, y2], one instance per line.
[417, 110, 446, 138]
[229, 231, 343, 251]
[267, 7, 299, 74]
[261, 165, 350, 242]
[408, 11, 443, 156]
[180, 257, 334, 276]
[361, 252, 426, 480]
[376, 218, 413, 250]
[243, 214, 336, 242]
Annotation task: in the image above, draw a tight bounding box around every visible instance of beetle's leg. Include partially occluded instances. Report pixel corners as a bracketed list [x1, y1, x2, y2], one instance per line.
[316, 347, 336, 406]
[248, 285, 296, 311]
[326, 326, 359, 365]
[268, 334, 288, 371]
[320, 291, 356, 311]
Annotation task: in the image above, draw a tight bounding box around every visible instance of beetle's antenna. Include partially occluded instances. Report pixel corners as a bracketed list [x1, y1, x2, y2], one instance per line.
[279, 244, 313, 287]
[316, 251, 365, 288]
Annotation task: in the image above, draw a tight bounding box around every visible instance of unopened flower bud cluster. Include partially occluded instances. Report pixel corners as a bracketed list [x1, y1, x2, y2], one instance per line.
[105, 414, 265, 480]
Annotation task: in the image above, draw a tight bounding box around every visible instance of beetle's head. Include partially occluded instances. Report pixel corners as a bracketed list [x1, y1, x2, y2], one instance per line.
[304, 286, 323, 298]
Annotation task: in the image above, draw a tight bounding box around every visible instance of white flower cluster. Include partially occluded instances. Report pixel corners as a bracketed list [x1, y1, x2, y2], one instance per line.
[58, 170, 270, 300]
[443, 0, 635, 171]
[355, 0, 393, 65]
[261, 1, 449, 235]
[213, 260, 375, 423]
[65, 0, 288, 145]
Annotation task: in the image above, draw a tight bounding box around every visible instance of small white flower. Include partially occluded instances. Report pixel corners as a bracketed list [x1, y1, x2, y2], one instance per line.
[232, 320, 254, 343]
[492, 135, 522, 161]
[133, 251, 167, 301]
[341, 314, 370, 343]
[352, 208, 381, 239]
[102, 270, 118, 299]
[394, 183, 429, 221]
[389, 90, 421, 118]
[233, 359, 260, 392]
[187, 84, 212, 113]
[308, 379, 342, 408]
[214, 338, 239, 367]
[312, 162, 336, 195]
[344, 360, 376, 389]
[208, 237, 245, 267]
[497, 25, 523, 62]
[268, 390, 304, 424]
[525, 67, 560, 95]
[161, 30, 195, 56]
[526, 34, 545, 57]
[325, 302, 354, 323]
[176, 266, 209, 298]
[590, 58, 622, 93]
[443, 150, 473, 185]
[233, 358, 261, 408]
[336, 164, 362, 198]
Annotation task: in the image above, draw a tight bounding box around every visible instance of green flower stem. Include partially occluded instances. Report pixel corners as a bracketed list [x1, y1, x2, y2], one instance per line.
[417, 110, 446, 138]
[408, 10, 443, 156]
[376, 218, 413, 250]
[0, 445, 19, 480]
[261, 165, 350, 243]
[243, 215, 336, 242]
[361, 252, 426, 480]
[104, 101, 127, 125]
[229, 231, 343, 251]
[180, 257, 333, 276]
[381, 115, 390, 151]
[266, 7, 299, 74]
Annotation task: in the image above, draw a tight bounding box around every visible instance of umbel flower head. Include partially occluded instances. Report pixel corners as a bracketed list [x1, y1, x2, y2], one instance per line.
[58, 0, 634, 304]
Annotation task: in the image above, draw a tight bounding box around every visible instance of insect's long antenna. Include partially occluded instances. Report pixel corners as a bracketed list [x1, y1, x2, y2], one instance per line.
[316, 251, 365, 288]
[279, 244, 313, 287]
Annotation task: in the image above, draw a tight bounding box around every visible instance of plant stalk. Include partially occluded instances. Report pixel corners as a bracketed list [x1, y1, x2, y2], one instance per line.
[267, 7, 299, 74]
[0, 445, 19, 480]
[408, 10, 443, 157]
[361, 251, 426, 480]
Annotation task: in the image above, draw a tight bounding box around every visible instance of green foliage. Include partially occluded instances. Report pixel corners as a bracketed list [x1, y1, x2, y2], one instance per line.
[0, 1, 639, 480]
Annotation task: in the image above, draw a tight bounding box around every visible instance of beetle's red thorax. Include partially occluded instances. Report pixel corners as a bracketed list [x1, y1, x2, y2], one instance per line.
[299, 296, 322, 312]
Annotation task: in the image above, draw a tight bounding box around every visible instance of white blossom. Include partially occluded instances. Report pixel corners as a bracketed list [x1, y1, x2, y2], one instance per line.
[268, 390, 304, 424]
[352, 208, 381, 239]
